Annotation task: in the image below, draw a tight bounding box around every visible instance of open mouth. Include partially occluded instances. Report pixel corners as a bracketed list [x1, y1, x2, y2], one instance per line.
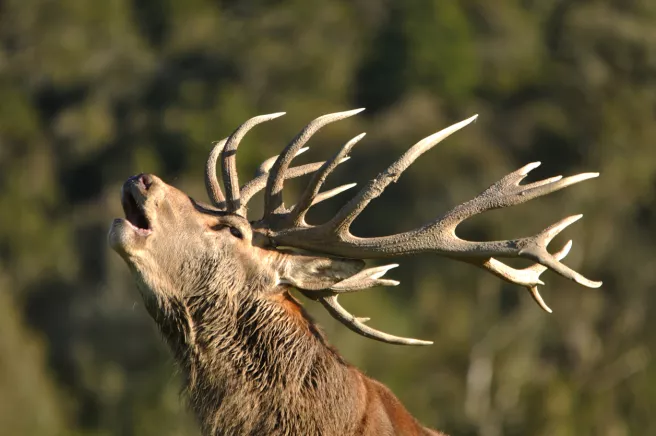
[121, 189, 152, 235]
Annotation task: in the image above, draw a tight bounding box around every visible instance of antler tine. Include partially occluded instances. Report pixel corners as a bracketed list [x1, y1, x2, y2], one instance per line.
[327, 115, 479, 235]
[238, 158, 351, 214]
[256, 147, 310, 177]
[239, 147, 312, 210]
[205, 138, 228, 208]
[264, 108, 365, 218]
[330, 264, 401, 292]
[298, 264, 431, 346]
[221, 112, 286, 212]
[319, 296, 433, 346]
[516, 215, 602, 288]
[482, 240, 573, 313]
[290, 133, 366, 226]
[310, 183, 358, 207]
[440, 163, 599, 226]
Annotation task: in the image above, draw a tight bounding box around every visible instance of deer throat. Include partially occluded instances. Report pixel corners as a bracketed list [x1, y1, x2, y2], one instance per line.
[163, 290, 359, 435]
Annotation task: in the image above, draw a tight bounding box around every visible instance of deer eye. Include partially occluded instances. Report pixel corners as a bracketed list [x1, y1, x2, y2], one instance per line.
[229, 227, 243, 239]
[210, 223, 243, 239]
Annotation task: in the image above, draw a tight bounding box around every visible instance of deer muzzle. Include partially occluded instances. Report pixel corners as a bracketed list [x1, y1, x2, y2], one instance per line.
[108, 173, 161, 255]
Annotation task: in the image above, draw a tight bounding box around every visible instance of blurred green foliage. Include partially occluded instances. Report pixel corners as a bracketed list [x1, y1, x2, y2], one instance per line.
[0, 0, 655, 435]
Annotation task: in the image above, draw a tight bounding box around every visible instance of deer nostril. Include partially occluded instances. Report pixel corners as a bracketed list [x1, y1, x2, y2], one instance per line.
[141, 174, 154, 190]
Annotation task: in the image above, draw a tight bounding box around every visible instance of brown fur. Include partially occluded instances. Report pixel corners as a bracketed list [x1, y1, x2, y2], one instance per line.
[109, 174, 447, 435]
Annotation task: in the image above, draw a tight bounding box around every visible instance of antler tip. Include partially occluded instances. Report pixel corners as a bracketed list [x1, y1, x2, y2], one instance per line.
[370, 263, 399, 280]
[557, 240, 573, 259]
[372, 265, 400, 286]
[576, 277, 603, 288]
[529, 286, 553, 313]
[520, 161, 542, 175]
[455, 114, 479, 129]
[295, 147, 310, 157]
[256, 111, 287, 121]
[568, 172, 600, 184]
[327, 108, 366, 119]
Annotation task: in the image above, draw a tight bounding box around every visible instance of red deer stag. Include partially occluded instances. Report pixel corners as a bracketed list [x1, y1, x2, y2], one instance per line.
[109, 109, 600, 435]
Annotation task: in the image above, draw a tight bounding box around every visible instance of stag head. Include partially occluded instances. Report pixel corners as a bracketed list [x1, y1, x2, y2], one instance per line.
[108, 171, 365, 327]
[109, 109, 601, 346]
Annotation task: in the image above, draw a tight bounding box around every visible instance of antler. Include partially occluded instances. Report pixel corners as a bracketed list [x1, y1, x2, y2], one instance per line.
[205, 138, 228, 207]
[205, 110, 361, 214]
[206, 144, 354, 212]
[204, 110, 601, 345]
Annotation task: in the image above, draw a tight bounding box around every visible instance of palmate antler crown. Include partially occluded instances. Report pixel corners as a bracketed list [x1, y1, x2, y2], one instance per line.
[204, 109, 601, 345]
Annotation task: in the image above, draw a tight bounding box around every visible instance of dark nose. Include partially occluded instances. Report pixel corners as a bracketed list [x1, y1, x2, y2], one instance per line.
[140, 174, 154, 190]
[130, 173, 155, 190]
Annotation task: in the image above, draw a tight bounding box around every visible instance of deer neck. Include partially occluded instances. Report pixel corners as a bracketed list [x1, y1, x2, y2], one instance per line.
[150, 282, 363, 435]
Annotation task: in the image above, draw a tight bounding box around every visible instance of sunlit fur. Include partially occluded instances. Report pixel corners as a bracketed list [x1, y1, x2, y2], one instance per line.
[109, 175, 445, 435]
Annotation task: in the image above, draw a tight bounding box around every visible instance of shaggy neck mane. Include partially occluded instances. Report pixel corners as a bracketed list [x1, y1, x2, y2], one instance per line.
[152, 283, 363, 435]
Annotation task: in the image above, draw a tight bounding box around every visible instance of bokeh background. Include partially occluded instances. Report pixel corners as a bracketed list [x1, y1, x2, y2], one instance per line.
[1, 0, 655, 435]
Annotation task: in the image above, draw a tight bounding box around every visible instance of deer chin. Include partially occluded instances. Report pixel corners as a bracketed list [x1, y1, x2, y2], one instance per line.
[108, 218, 150, 255]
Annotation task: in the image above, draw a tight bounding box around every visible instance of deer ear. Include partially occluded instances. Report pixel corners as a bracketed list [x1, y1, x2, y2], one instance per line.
[279, 253, 365, 291]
